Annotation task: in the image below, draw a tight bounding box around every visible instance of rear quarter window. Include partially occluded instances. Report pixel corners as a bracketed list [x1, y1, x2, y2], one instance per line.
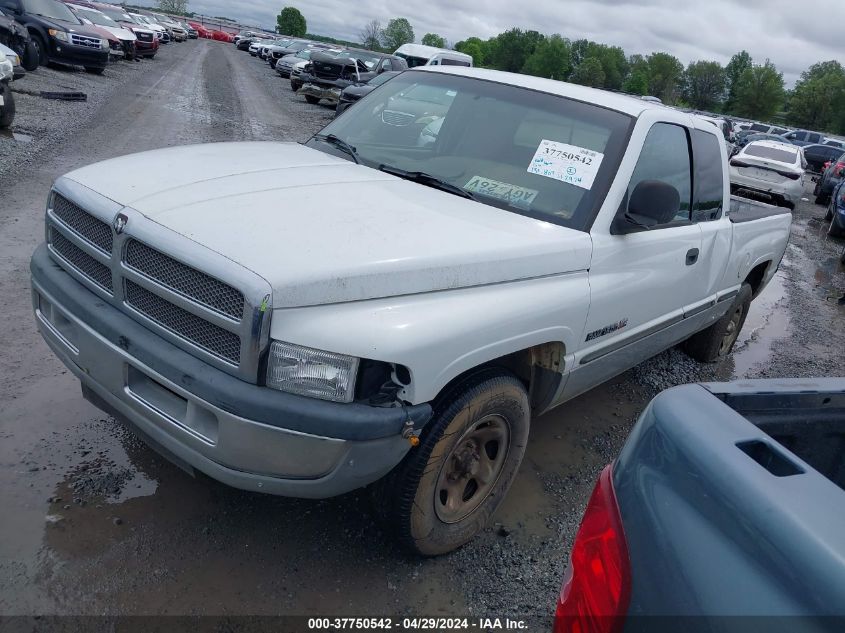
[691, 130, 724, 222]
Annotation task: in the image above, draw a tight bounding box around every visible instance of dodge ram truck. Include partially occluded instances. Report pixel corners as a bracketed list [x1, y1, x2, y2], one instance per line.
[555, 379, 845, 633]
[30, 66, 792, 555]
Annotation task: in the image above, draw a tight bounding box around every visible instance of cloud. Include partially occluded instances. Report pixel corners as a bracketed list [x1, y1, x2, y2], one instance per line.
[145, 0, 844, 85]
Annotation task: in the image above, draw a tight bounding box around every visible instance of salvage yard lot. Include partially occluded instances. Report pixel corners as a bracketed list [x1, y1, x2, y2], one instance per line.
[1, 38, 844, 622]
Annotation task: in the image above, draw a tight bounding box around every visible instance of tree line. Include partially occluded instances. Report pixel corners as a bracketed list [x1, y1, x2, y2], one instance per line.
[274, 7, 845, 134]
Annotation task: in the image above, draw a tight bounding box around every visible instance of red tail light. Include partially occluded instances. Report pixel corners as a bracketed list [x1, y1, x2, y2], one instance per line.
[834, 162, 845, 177]
[554, 465, 631, 633]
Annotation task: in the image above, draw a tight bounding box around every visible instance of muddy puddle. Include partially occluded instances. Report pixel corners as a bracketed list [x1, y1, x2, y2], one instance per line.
[732, 267, 790, 377]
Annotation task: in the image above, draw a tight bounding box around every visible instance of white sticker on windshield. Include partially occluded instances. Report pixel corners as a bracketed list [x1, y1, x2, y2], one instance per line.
[465, 176, 538, 210]
[527, 140, 604, 190]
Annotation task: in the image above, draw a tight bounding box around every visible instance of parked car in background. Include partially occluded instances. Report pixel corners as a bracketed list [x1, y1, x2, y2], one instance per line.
[335, 70, 401, 116]
[730, 140, 805, 209]
[211, 30, 233, 43]
[128, 12, 167, 43]
[823, 138, 845, 150]
[1, 0, 109, 73]
[393, 43, 472, 67]
[780, 129, 825, 147]
[276, 46, 334, 78]
[826, 181, 845, 237]
[187, 21, 210, 39]
[813, 156, 845, 206]
[298, 48, 407, 104]
[731, 132, 784, 155]
[802, 143, 844, 175]
[0, 44, 17, 128]
[66, 4, 136, 61]
[554, 379, 845, 632]
[89, 4, 156, 58]
[181, 22, 197, 39]
[0, 5, 36, 70]
[267, 38, 312, 65]
[151, 13, 186, 42]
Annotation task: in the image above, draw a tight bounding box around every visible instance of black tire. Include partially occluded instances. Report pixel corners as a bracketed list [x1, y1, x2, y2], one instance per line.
[829, 217, 845, 238]
[0, 83, 15, 129]
[683, 283, 753, 363]
[376, 370, 530, 556]
[290, 81, 301, 91]
[815, 194, 827, 206]
[30, 31, 48, 67]
[304, 95, 320, 105]
[21, 40, 39, 71]
[84, 66, 105, 75]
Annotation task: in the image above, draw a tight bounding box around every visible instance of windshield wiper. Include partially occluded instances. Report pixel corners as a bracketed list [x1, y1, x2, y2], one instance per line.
[314, 134, 359, 164]
[378, 165, 477, 201]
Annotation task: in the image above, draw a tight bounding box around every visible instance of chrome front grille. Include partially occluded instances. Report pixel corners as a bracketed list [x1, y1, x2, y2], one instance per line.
[52, 194, 113, 254]
[49, 229, 114, 293]
[125, 281, 241, 364]
[71, 34, 102, 49]
[381, 110, 415, 126]
[43, 182, 272, 382]
[124, 240, 244, 320]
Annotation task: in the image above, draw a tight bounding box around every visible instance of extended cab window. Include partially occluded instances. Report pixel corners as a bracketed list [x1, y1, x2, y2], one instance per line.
[691, 130, 724, 221]
[627, 123, 692, 223]
[309, 72, 633, 231]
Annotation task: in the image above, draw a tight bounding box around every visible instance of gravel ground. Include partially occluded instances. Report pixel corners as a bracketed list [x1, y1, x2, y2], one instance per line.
[1, 40, 844, 628]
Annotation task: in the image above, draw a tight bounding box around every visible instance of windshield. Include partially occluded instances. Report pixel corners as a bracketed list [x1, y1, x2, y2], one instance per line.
[744, 144, 797, 164]
[368, 72, 399, 87]
[396, 53, 429, 68]
[308, 72, 633, 230]
[335, 50, 381, 69]
[22, 0, 78, 22]
[77, 8, 118, 28]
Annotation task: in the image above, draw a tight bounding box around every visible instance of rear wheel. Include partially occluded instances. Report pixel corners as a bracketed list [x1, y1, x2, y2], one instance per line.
[305, 95, 320, 105]
[21, 40, 39, 71]
[683, 283, 753, 363]
[84, 66, 105, 75]
[376, 370, 530, 556]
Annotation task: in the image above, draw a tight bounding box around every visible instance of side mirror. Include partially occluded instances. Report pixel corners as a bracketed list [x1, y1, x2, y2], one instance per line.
[613, 180, 681, 234]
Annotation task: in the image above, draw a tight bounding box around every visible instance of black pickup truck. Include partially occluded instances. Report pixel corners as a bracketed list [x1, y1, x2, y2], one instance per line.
[555, 379, 845, 633]
[298, 48, 407, 105]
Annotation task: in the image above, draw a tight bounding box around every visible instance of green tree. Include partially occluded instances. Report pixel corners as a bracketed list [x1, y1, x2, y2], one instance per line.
[276, 6, 306, 36]
[682, 60, 727, 110]
[788, 61, 845, 133]
[569, 40, 628, 89]
[488, 28, 545, 73]
[421, 33, 446, 48]
[521, 34, 571, 80]
[647, 52, 684, 103]
[623, 54, 650, 95]
[454, 37, 490, 66]
[381, 17, 414, 51]
[733, 60, 785, 120]
[570, 56, 606, 88]
[724, 50, 752, 109]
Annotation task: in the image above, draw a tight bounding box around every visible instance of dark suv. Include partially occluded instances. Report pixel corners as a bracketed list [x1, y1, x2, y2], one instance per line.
[1, 0, 108, 73]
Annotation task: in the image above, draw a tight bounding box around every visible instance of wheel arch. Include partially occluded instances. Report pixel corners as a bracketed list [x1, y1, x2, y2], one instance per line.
[743, 261, 771, 298]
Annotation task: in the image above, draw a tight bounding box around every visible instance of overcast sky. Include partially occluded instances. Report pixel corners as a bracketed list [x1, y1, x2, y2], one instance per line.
[139, 0, 844, 86]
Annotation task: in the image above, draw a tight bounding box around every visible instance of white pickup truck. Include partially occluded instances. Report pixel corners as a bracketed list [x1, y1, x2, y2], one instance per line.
[30, 66, 791, 555]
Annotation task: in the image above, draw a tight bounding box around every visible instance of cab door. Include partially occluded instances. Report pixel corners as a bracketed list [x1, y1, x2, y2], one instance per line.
[561, 121, 705, 400]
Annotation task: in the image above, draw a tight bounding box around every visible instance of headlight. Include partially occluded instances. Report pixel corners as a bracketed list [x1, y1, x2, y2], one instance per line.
[0, 59, 12, 82]
[49, 29, 69, 42]
[101, 39, 110, 50]
[266, 341, 359, 403]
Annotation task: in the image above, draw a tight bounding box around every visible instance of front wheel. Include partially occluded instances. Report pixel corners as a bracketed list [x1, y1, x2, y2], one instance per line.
[0, 83, 15, 129]
[30, 32, 48, 67]
[21, 40, 39, 71]
[304, 95, 320, 105]
[683, 283, 753, 363]
[377, 370, 530, 556]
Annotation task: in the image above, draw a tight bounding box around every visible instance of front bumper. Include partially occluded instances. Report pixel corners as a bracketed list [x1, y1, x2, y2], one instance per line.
[299, 82, 345, 104]
[31, 244, 431, 498]
[49, 41, 109, 69]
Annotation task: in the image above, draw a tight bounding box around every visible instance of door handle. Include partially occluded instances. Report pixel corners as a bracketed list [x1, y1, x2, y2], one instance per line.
[686, 248, 700, 266]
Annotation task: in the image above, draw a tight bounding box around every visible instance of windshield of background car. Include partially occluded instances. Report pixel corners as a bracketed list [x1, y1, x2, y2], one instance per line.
[78, 9, 118, 28]
[744, 144, 797, 164]
[368, 71, 398, 87]
[335, 50, 380, 69]
[308, 72, 633, 230]
[396, 53, 429, 68]
[23, 0, 78, 22]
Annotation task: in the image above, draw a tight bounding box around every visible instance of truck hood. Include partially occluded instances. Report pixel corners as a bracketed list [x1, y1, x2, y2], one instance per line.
[63, 142, 592, 308]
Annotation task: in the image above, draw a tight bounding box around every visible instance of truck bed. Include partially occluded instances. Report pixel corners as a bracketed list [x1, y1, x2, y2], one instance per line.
[613, 378, 845, 622]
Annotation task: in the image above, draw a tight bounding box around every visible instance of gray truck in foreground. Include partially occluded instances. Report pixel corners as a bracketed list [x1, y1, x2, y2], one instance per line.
[555, 379, 845, 633]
